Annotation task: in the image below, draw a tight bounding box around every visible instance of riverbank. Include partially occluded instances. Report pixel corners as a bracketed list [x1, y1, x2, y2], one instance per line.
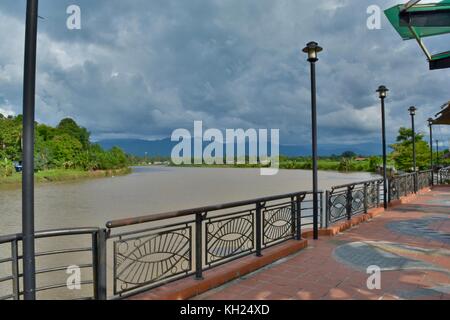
[170, 159, 375, 173]
[0, 167, 132, 189]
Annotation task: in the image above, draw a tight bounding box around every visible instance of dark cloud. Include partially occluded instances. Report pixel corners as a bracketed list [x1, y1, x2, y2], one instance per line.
[0, 0, 448, 146]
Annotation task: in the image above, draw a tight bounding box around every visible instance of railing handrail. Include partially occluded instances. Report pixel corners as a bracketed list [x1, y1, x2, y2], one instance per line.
[390, 172, 416, 179]
[106, 190, 322, 229]
[0, 227, 100, 245]
[330, 178, 383, 191]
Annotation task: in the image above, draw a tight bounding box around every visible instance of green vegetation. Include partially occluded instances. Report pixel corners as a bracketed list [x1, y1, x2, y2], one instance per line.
[0, 115, 129, 182]
[0, 167, 131, 187]
[164, 153, 385, 173]
[390, 127, 449, 171]
[278, 155, 385, 172]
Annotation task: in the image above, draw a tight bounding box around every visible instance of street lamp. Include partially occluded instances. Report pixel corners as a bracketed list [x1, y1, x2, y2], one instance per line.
[428, 118, 434, 185]
[302, 41, 322, 240]
[409, 106, 417, 192]
[22, 0, 39, 300]
[376, 85, 389, 209]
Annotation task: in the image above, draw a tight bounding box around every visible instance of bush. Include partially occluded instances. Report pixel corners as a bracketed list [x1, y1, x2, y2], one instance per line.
[0, 159, 14, 177]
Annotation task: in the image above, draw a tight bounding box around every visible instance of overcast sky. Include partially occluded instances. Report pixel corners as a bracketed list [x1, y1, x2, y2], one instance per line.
[0, 0, 449, 147]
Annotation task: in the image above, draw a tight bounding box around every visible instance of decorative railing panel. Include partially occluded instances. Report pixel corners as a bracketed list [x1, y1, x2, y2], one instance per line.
[112, 224, 192, 296]
[417, 170, 433, 190]
[438, 167, 450, 184]
[326, 179, 382, 226]
[206, 211, 254, 266]
[263, 201, 295, 247]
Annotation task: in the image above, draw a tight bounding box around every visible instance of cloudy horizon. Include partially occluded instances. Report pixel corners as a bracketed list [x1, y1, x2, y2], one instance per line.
[1, 0, 449, 149]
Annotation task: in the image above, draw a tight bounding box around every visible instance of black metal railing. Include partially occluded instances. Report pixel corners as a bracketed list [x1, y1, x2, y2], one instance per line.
[389, 170, 434, 201]
[437, 166, 450, 184]
[105, 190, 322, 298]
[325, 179, 383, 226]
[388, 172, 416, 201]
[417, 170, 433, 190]
[0, 228, 106, 300]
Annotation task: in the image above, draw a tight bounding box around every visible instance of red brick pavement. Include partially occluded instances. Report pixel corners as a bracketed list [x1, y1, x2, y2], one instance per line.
[194, 186, 450, 300]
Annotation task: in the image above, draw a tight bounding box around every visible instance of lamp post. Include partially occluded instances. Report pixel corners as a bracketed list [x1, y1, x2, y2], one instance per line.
[376, 85, 389, 209]
[22, 0, 39, 300]
[409, 106, 417, 192]
[428, 118, 434, 185]
[302, 41, 322, 240]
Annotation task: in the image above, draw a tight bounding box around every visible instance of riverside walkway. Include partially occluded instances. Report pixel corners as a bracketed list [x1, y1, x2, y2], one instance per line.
[195, 186, 450, 300]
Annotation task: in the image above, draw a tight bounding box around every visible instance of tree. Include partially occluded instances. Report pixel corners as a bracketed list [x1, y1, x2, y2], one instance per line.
[0, 116, 22, 161]
[339, 157, 355, 172]
[57, 118, 90, 149]
[48, 134, 83, 168]
[0, 115, 129, 172]
[341, 151, 357, 158]
[390, 127, 430, 171]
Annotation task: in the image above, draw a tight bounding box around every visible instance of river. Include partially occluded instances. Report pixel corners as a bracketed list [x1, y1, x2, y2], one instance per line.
[0, 166, 380, 235]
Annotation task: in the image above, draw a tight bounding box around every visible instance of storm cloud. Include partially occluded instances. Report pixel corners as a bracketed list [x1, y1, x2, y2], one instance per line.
[0, 0, 449, 148]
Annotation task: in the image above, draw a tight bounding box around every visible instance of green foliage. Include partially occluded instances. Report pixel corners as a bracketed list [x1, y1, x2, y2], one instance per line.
[341, 151, 357, 158]
[0, 158, 14, 177]
[0, 115, 22, 161]
[0, 115, 128, 172]
[338, 158, 355, 172]
[57, 118, 90, 149]
[390, 127, 430, 171]
[368, 156, 382, 172]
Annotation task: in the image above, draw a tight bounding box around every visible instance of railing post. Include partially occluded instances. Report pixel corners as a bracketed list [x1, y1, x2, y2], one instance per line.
[290, 197, 296, 238]
[11, 240, 20, 300]
[377, 181, 382, 207]
[386, 178, 390, 203]
[363, 183, 368, 214]
[255, 202, 263, 256]
[346, 186, 353, 220]
[325, 191, 330, 228]
[195, 213, 204, 279]
[295, 196, 302, 240]
[94, 229, 107, 300]
[414, 172, 418, 193]
[319, 192, 324, 229]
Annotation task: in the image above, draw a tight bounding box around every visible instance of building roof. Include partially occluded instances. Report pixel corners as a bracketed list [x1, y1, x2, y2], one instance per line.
[433, 101, 450, 125]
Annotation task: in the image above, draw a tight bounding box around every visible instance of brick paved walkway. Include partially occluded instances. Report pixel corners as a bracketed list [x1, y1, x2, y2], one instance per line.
[195, 186, 450, 300]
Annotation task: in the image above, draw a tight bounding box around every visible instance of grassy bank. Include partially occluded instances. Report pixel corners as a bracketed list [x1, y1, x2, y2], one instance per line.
[170, 159, 377, 172]
[0, 167, 131, 188]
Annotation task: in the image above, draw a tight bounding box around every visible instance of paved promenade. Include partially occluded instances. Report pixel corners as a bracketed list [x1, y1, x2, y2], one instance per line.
[195, 186, 450, 300]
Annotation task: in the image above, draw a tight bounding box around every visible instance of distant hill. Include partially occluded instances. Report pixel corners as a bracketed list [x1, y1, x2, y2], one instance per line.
[97, 138, 382, 157]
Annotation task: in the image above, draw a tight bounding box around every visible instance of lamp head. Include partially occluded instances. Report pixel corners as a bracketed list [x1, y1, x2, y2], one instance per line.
[302, 41, 323, 62]
[408, 106, 417, 116]
[376, 85, 389, 99]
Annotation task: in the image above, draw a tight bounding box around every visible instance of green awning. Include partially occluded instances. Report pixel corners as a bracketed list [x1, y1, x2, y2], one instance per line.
[385, 1, 450, 70]
[385, 1, 450, 40]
